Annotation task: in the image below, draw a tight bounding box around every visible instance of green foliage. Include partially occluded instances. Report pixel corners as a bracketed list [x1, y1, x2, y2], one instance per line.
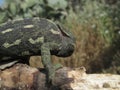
[62, 0, 120, 73]
[0, 0, 120, 74]
[0, 0, 68, 23]
[68, 0, 115, 45]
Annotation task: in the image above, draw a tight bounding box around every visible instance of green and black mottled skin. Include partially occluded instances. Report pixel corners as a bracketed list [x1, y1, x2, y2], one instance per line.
[0, 18, 75, 84]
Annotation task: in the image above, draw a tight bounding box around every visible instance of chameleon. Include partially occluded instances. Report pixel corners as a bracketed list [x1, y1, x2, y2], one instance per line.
[0, 18, 75, 83]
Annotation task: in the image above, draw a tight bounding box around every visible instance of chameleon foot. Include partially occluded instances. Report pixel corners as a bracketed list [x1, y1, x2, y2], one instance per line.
[47, 64, 62, 85]
[47, 67, 55, 85]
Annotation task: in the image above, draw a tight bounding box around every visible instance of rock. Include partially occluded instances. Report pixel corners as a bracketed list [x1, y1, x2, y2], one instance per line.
[0, 64, 120, 90]
[68, 67, 120, 90]
[0, 64, 73, 90]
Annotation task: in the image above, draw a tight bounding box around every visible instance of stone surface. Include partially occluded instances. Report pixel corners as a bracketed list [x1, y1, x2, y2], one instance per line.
[68, 67, 120, 90]
[0, 64, 73, 90]
[0, 64, 120, 90]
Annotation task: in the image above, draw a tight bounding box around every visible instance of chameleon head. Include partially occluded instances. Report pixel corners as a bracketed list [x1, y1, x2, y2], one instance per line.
[56, 24, 76, 57]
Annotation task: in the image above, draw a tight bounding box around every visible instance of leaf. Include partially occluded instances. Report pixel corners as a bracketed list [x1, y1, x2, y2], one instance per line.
[47, 0, 67, 10]
[25, 0, 37, 8]
[33, 5, 44, 14]
[20, 3, 28, 12]
[9, 2, 17, 15]
[37, 0, 44, 5]
[0, 12, 6, 23]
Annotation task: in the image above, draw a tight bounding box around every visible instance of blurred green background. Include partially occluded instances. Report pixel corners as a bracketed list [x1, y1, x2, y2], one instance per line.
[0, 0, 120, 74]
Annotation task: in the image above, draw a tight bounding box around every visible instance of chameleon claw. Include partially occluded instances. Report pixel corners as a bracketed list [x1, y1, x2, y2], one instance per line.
[47, 64, 63, 85]
[54, 63, 63, 70]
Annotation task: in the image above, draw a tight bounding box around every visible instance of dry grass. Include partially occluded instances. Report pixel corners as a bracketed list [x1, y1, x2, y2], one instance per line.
[30, 18, 107, 73]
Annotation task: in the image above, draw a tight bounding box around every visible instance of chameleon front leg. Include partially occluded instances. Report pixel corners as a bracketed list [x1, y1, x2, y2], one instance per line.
[41, 43, 56, 84]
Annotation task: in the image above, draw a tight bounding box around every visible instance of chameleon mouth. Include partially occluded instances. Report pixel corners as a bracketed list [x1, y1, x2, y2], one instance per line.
[57, 44, 74, 57]
[66, 44, 74, 56]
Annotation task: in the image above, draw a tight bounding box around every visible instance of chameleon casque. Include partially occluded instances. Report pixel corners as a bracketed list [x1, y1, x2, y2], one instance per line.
[0, 18, 75, 83]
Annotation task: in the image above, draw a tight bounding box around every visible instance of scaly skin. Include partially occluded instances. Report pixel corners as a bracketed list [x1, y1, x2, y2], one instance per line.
[0, 18, 75, 84]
